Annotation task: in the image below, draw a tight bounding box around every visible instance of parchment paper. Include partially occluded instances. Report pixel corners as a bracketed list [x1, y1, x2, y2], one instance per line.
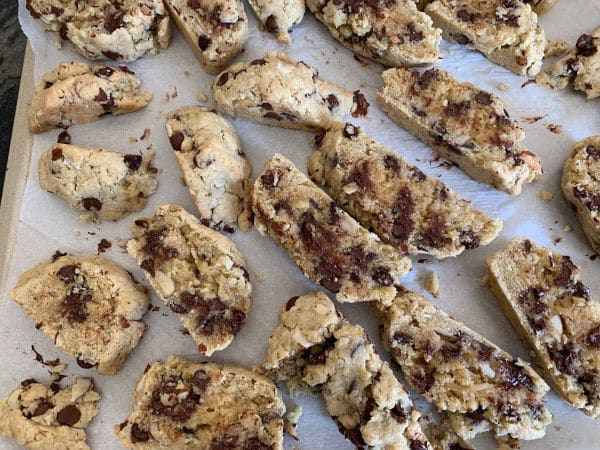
[3, 1, 600, 448]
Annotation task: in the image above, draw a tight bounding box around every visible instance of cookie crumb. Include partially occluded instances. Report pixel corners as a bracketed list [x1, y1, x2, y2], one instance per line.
[497, 82, 510, 91]
[255, 272, 265, 282]
[554, 237, 562, 245]
[480, 275, 490, 286]
[547, 124, 562, 134]
[97, 238, 112, 254]
[537, 191, 553, 202]
[563, 224, 572, 232]
[496, 435, 521, 449]
[77, 212, 98, 224]
[196, 91, 208, 102]
[179, 176, 187, 187]
[545, 39, 569, 57]
[522, 114, 546, 124]
[424, 271, 440, 298]
[140, 128, 151, 141]
[128, 136, 138, 143]
[284, 403, 302, 440]
[170, 86, 178, 99]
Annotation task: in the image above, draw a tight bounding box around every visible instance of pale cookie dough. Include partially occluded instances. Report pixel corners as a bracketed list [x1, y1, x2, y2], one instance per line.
[212, 52, 368, 131]
[164, 0, 248, 75]
[308, 123, 502, 258]
[562, 136, 600, 253]
[378, 67, 543, 195]
[25, 0, 171, 62]
[306, 0, 441, 66]
[424, 0, 546, 76]
[166, 107, 252, 232]
[0, 378, 100, 450]
[252, 153, 411, 304]
[116, 355, 285, 449]
[264, 292, 432, 449]
[487, 238, 600, 419]
[537, 26, 600, 99]
[127, 204, 252, 355]
[10, 254, 149, 375]
[249, 0, 305, 43]
[29, 62, 152, 133]
[39, 143, 157, 221]
[374, 287, 551, 442]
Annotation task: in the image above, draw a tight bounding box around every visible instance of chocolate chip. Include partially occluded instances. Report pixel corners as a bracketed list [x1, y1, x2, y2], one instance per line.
[250, 59, 267, 66]
[345, 246, 376, 271]
[466, 408, 485, 423]
[498, 359, 534, 390]
[383, 154, 400, 174]
[56, 404, 81, 426]
[264, 111, 283, 120]
[325, 94, 339, 110]
[422, 213, 451, 249]
[191, 369, 210, 391]
[244, 437, 273, 450]
[342, 123, 359, 139]
[102, 50, 123, 60]
[119, 65, 135, 75]
[61, 289, 92, 323]
[346, 161, 371, 190]
[576, 34, 597, 57]
[304, 337, 335, 365]
[454, 33, 472, 45]
[198, 35, 212, 50]
[124, 154, 143, 171]
[169, 131, 185, 151]
[151, 382, 198, 422]
[457, 8, 477, 22]
[76, 357, 97, 369]
[412, 370, 435, 392]
[342, 427, 365, 447]
[57, 130, 71, 144]
[393, 332, 413, 345]
[21, 378, 37, 387]
[104, 8, 126, 33]
[352, 91, 369, 117]
[51, 147, 63, 161]
[547, 342, 579, 375]
[391, 186, 415, 245]
[261, 170, 279, 188]
[445, 101, 471, 116]
[57, 264, 79, 283]
[459, 230, 480, 250]
[97, 238, 111, 254]
[523, 239, 532, 253]
[315, 129, 327, 147]
[216, 72, 230, 86]
[83, 197, 102, 211]
[585, 325, 600, 348]
[260, 102, 273, 110]
[410, 440, 428, 450]
[390, 401, 407, 422]
[140, 259, 155, 276]
[95, 67, 115, 79]
[131, 423, 151, 442]
[586, 145, 600, 160]
[265, 15, 279, 33]
[93, 88, 116, 111]
[32, 399, 53, 417]
[473, 341, 493, 360]
[285, 296, 299, 311]
[554, 257, 575, 287]
[372, 267, 393, 286]
[475, 91, 493, 105]
[26, 0, 42, 19]
[406, 22, 423, 42]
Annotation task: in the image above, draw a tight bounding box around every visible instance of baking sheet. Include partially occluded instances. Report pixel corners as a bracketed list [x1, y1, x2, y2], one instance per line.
[3, 1, 600, 448]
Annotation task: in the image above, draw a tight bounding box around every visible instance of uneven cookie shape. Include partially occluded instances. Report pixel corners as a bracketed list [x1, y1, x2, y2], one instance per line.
[164, 0, 248, 74]
[374, 287, 552, 442]
[249, 0, 305, 42]
[0, 378, 100, 450]
[377, 67, 542, 195]
[25, 0, 171, 62]
[29, 62, 152, 133]
[264, 292, 432, 449]
[115, 355, 285, 449]
[253, 153, 411, 303]
[487, 238, 600, 419]
[306, 0, 441, 66]
[212, 52, 368, 131]
[39, 143, 157, 221]
[309, 123, 503, 258]
[127, 204, 252, 355]
[424, 0, 545, 76]
[10, 254, 149, 375]
[165, 107, 252, 232]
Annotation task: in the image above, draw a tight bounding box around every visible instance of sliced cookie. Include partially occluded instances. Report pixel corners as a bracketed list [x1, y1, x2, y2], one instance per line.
[127, 204, 252, 355]
[164, 0, 248, 75]
[248, 0, 305, 43]
[25, 0, 171, 62]
[212, 52, 368, 131]
[0, 378, 100, 450]
[487, 238, 600, 419]
[115, 355, 285, 449]
[39, 143, 157, 221]
[165, 107, 252, 232]
[308, 123, 503, 258]
[252, 153, 411, 304]
[377, 67, 542, 195]
[264, 291, 432, 449]
[306, 0, 441, 66]
[29, 62, 152, 133]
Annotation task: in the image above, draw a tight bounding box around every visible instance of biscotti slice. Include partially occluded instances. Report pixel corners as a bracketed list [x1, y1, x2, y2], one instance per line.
[562, 136, 600, 253]
[10, 254, 149, 375]
[212, 52, 368, 131]
[487, 238, 600, 418]
[252, 154, 411, 304]
[0, 378, 100, 450]
[115, 355, 285, 449]
[264, 292, 432, 449]
[249, 0, 305, 43]
[164, 0, 248, 75]
[127, 204, 252, 355]
[378, 67, 542, 195]
[25, 0, 170, 62]
[374, 287, 551, 441]
[38, 144, 157, 221]
[424, 0, 545, 76]
[308, 123, 502, 258]
[537, 26, 600, 100]
[165, 107, 252, 232]
[29, 62, 152, 133]
[306, 0, 441, 66]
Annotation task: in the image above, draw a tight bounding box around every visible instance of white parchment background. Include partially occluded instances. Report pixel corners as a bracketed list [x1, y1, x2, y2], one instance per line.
[2, 1, 600, 448]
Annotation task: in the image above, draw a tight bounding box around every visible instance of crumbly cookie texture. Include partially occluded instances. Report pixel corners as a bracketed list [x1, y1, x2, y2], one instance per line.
[165, 107, 252, 232]
[561, 136, 600, 253]
[264, 292, 432, 449]
[38, 143, 157, 221]
[127, 204, 252, 355]
[424, 0, 545, 76]
[522, 0, 558, 14]
[25, 0, 171, 62]
[0, 378, 100, 450]
[374, 287, 551, 442]
[378, 67, 542, 195]
[115, 355, 285, 449]
[164, 0, 248, 75]
[10, 254, 149, 375]
[306, 0, 441, 66]
[212, 52, 368, 131]
[252, 153, 411, 303]
[249, 0, 305, 43]
[308, 123, 502, 258]
[29, 62, 152, 133]
[487, 238, 600, 419]
[536, 26, 600, 100]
